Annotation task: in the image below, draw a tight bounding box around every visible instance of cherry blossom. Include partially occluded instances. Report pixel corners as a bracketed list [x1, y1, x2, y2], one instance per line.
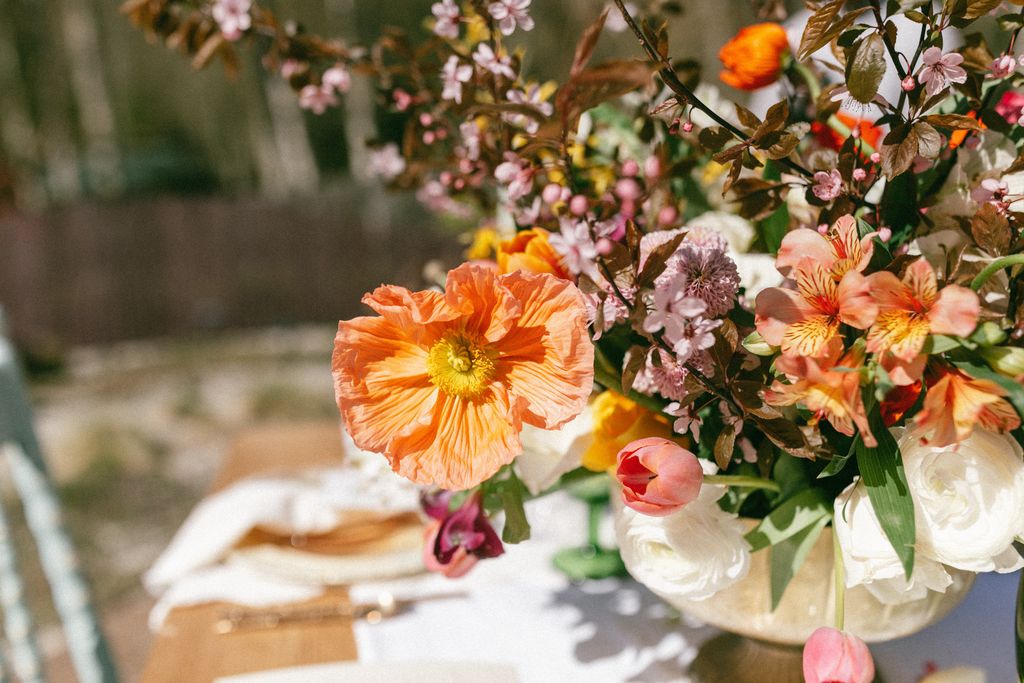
[322, 64, 351, 93]
[431, 0, 460, 40]
[472, 43, 516, 80]
[441, 56, 473, 104]
[367, 143, 406, 180]
[488, 0, 534, 36]
[298, 84, 337, 115]
[918, 47, 967, 98]
[494, 153, 534, 202]
[812, 169, 843, 201]
[549, 218, 600, 280]
[211, 0, 252, 41]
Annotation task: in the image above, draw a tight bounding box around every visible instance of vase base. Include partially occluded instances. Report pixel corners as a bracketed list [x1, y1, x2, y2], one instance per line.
[689, 634, 804, 683]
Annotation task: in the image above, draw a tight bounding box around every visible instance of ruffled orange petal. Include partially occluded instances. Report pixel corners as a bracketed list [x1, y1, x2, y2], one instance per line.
[443, 263, 522, 343]
[362, 286, 458, 345]
[333, 316, 439, 454]
[387, 388, 522, 490]
[496, 269, 594, 430]
[928, 284, 980, 338]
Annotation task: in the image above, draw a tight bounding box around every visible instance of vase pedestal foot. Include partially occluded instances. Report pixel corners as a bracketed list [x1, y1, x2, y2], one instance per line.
[689, 634, 803, 683]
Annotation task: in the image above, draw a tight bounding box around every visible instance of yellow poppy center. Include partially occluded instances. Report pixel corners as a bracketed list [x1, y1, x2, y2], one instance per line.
[426, 332, 497, 398]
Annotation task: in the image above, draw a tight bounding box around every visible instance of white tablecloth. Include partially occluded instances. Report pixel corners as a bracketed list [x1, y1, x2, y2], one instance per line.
[350, 493, 1017, 682]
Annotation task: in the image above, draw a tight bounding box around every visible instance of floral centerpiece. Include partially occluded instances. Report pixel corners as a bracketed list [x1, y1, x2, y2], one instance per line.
[126, 0, 1024, 677]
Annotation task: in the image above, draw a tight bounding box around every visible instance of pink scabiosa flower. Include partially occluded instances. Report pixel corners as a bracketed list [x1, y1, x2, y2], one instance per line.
[812, 169, 843, 201]
[431, 0, 460, 40]
[422, 492, 504, 578]
[488, 0, 534, 36]
[802, 627, 875, 683]
[918, 47, 967, 97]
[493, 153, 534, 202]
[549, 217, 600, 281]
[441, 56, 473, 104]
[472, 43, 516, 80]
[298, 84, 338, 115]
[322, 64, 352, 93]
[639, 229, 740, 318]
[616, 438, 704, 516]
[212, 0, 252, 41]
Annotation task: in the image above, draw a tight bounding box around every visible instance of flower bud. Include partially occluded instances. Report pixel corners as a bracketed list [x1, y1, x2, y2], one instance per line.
[981, 346, 1024, 379]
[802, 627, 875, 683]
[901, 75, 916, 92]
[569, 194, 588, 215]
[616, 437, 703, 516]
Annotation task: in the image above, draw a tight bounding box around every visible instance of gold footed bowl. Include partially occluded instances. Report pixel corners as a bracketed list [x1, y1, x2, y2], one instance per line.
[667, 526, 975, 683]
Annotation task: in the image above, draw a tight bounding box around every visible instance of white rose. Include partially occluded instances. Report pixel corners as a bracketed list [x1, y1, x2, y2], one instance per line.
[614, 461, 750, 601]
[514, 410, 592, 495]
[834, 480, 952, 605]
[901, 428, 1024, 573]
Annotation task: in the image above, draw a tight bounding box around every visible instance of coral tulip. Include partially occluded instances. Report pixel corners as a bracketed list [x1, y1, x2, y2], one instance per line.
[802, 627, 875, 683]
[616, 437, 704, 516]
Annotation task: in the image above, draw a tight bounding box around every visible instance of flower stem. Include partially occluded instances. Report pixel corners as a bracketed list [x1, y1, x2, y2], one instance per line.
[702, 474, 781, 492]
[971, 254, 1024, 291]
[833, 527, 846, 631]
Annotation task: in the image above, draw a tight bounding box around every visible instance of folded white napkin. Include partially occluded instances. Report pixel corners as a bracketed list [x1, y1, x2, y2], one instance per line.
[145, 435, 420, 629]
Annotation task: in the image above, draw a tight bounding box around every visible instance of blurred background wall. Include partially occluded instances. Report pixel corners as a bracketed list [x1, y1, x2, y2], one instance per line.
[0, 0, 756, 357]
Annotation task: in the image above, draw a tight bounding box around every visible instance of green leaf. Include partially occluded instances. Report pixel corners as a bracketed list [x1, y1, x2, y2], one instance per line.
[746, 488, 831, 552]
[770, 515, 830, 610]
[926, 335, 962, 354]
[497, 471, 531, 543]
[760, 202, 790, 254]
[854, 405, 916, 579]
[952, 360, 1024, 417]
[818, 441, 857, 479]
[846, 32, 887, 104]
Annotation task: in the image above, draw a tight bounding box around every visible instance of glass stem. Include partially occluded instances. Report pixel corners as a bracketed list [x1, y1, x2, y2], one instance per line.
[587, 499, 603, 550]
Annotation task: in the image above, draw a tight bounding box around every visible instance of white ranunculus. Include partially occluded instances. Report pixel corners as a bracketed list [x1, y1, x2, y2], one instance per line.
[732, 253, 783, 300]
[900, 428, 1024, 573]
[514, 410, 592, 495]
[834, 480, 952, 605]
[614, 461, 750, 601]
[687, 211, 755, 253]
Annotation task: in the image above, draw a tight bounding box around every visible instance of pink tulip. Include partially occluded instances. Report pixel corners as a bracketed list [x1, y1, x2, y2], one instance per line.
[615, 437, 703, 516]
[802, 627, 875, 683]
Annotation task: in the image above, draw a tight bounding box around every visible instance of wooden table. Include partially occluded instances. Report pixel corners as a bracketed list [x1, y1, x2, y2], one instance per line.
[139, 421, 360, 683]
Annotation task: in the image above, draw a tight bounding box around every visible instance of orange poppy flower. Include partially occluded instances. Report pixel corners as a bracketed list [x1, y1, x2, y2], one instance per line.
[764, 343, 875, 446]
[866, 259, 979, 384]
[719, 23, 790, 91]
[333, 263, 594, 490]
[914, 366, 1021, 447]
[496, 227, 571, 279]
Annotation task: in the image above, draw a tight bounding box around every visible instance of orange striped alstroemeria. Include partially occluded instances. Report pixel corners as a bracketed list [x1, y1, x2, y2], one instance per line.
[755, 261, 877, 358]
[775, 215, 874, 279]
[764, 343, 875, 446]
[914, 366, 1021, 447]
[866, 259, 979, 385]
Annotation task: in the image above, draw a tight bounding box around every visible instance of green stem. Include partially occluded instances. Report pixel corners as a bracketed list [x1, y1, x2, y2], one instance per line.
[703, 474, 781, 492]
[587, 498, 603, 549]
[833, 527, 846, 631]
[971, 255, 1024, 291]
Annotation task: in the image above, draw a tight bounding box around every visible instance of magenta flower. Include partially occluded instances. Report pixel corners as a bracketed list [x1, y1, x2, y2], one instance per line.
[488, 0, 534, 36]
[996, 90, 1024, 124]
[802, 628, 875, 683]
[812, 169, 843, 202]
[441, 56, 473, 104]
[431, 0, 460, 40]
[422, 492, 504, 578]
[212, 0, 252, 41]
[918, 47, 967, 97]
[991, 54, 1018, 79]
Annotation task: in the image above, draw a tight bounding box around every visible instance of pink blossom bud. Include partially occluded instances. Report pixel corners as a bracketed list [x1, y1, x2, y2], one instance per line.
[817, 223, 829, 235]
[870, 152, 881, 164]
[569, 194, 588, 216]
[802, 627, 875, 683]
[901, 75, 916, 92]
[452, 178, 465, 190]
[422, 131, 436, 144]
[644, 156, 661, 179]
[419, 112, 433, 127]
[616, 438, 704, 516]
[280, 59, 302, 78]
[852, 168, 867, 182]
[991, 54, 1018, 79]
[596, 237, 615, 255]
[436, 128, 448, 140]
[615, 178, 642, 201]
[878, 227, 892, 243]
[542, 183, 563, 204]
[657, 205, 678, 226]
[682, 120, 694, 133]
[393, 89, 412, 111]
[621, 159, 640, 177]
[439, 171, 453, 185]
